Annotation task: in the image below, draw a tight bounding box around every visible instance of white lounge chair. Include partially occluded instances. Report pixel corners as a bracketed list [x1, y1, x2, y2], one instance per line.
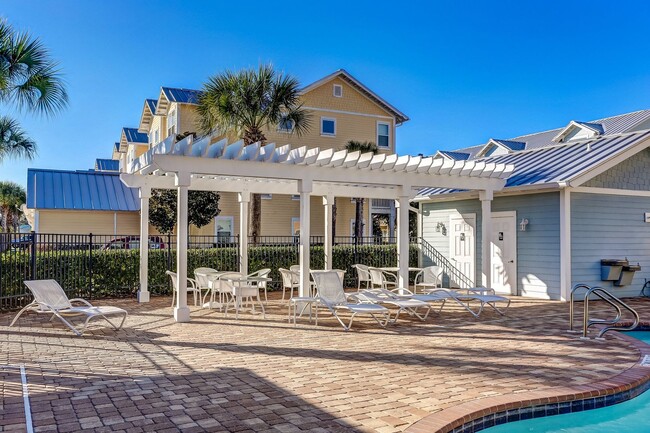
[353, 264, 372, 291]
[353, 288, 432, 322]
[400, 287, 510, 317]
[368, 267, 398, 290]
[414, 266, 443, 293]
[10, 280, 127, 336]
[311, 270, 390, 331]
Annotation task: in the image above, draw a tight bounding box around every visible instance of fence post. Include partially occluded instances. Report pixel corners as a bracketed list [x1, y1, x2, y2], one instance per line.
[88, 233, 93, 299]
[30, 231, 37, 281]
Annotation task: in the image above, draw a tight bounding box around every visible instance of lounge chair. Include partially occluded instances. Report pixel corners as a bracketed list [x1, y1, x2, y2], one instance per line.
[353, 288, 432, 322]
[310, 270, 390, 331]
[399, 287, 510, 317]
[10, 280, 127, 336]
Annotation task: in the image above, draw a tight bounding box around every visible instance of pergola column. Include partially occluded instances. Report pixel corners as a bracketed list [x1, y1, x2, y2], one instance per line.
[396, 189, 410, 288]
[174, 172, 191, 323]
[323, 194, 334, 270]
[138, 186, 151, 303]
[480, 190, 493, 289]
[298, 179, 312, 296]
[238, 191, 250, 276]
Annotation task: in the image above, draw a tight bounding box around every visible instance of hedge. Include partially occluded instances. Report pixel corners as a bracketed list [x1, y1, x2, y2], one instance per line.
[0, 244, 419, 309]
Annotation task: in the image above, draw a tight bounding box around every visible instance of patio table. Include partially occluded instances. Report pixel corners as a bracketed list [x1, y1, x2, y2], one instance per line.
[219, 275, 271, 318]
[202, 271, 233, 309]
[379, 267, 423, 273]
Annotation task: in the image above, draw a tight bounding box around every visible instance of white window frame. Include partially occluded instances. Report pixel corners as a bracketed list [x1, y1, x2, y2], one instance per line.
[152, 129, 160, 145]
[291, 194, 300, 201]
[277, 116, 294, 133]
[321, 117, 336, 137]
[260, 194, 273, 200]
[291, 217, 300, 236]
[377, 121, 390, 148]
[215, 215, 234, 242]
[333, 84, 343, 97]
[167, 108, 177, 137]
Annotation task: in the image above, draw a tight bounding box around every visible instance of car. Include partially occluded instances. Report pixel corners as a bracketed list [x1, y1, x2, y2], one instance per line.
[101, 236, 166, 251]
[10, 234, 33, 250]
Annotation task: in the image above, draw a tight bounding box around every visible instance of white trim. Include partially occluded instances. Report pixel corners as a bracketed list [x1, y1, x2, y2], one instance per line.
[333, 84, 343, 97]
[0, 365, 33, 433]
[571, 186, 650, 197]
[303, 106, 393, 120]
[489, 210, 517, 295]
[377, 121, 391, 148]
[449, 212, 477, 286]
[553, 120, 601, 143]
[320, 116, 336, 136]
[291, 216, 300, 236]
[559, 188, 571, 302]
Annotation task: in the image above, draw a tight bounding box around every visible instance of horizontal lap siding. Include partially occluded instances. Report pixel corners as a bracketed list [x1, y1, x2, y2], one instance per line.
[571, 192, 650, 298]
[38, 210, 141, 235]
[421, 192, 561, 299]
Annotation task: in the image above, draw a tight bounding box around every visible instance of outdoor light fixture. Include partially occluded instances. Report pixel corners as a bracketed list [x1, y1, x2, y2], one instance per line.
[460, 232, 466, 241]
[436, 222, 447, 236]
[520, 218, 529, 232]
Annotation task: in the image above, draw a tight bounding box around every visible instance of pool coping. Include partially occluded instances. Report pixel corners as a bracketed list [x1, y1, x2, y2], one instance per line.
[405, 323, 650, 433]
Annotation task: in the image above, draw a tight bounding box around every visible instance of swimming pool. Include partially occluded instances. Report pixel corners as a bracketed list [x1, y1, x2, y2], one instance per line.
[481, 331, 650, 433]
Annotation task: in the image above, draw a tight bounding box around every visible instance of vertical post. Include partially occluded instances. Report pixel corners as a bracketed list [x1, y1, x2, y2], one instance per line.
[138, 186, 151, 303]
[174, 172, 191, 322]
[480, 190, 493, 289]
[298, 179, 312, 296]
[88, 233, 93, 297]
[323, 194, 334, 270]
[238, 191, 250, 276]
[29, 231, 36, 281]
[396, 189, 410, 289]
[560, 188, 572, 301]
[389, 200, 396, 242]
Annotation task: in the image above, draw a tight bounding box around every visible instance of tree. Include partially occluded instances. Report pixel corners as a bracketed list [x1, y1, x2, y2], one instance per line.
[0, 181, 26, 232]
[149, 189, 221, 235]
[196, 64, 311, 242]
[344, 140, 379, 240]
[0, 20, 67, 162]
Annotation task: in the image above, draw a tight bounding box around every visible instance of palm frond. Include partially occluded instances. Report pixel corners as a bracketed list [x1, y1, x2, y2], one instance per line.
[0, 116, 36, 161]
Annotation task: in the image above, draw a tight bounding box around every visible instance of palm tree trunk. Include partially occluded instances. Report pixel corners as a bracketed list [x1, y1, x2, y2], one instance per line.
[250, 193, 262, 244]
[332, 200, 337, 241]
[355, 198, 364, 241]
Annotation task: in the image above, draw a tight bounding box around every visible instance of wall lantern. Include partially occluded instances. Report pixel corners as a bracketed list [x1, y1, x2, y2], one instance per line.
[459, 232, 466, 241]
[436, 222, 447, 236]
[520, 218, 529, 232]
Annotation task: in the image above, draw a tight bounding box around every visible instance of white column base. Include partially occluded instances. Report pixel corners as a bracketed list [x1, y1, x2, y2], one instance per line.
[174, 306, 191, 322]
[137, 290, 150, 303]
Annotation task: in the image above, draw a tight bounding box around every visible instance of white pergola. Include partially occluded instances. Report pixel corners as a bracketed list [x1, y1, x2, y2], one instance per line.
[120, 135, 514, 322]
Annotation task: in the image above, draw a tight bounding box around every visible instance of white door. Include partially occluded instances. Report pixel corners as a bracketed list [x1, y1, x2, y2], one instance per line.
[491, 212, 517, 295]
[449, 214, 476, 285]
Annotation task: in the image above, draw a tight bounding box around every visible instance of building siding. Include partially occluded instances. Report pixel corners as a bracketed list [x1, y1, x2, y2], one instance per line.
[583, 147, 650, 190]
[571, 192, 650, 298]
[38, 210, 141, 235]
[421, 192, 561, 299]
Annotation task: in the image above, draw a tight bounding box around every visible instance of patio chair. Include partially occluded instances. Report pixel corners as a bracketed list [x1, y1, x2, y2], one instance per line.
[353, 288, 432, 322]
[353, 264, 372, 291]
[310, 270, 390, 331]
[368, 267, 398, 290]
[194, 267, 218, 303]
[247, 268, 272, 301]
[220, 272, 266, 319]
[279, 268, 300, 300]
[166, 271, 201, 307]
[9, 280, 127, 336]
[414, 266, 444, 293]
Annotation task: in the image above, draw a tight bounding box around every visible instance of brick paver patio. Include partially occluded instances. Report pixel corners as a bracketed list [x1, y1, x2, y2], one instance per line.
[1, 294, 649, 433]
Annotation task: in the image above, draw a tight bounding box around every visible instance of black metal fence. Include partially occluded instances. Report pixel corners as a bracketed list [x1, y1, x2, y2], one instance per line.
[0, 232, 418, 310]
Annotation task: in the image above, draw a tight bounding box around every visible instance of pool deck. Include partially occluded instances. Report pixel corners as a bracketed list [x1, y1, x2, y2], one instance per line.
[1, 294, 649, 433]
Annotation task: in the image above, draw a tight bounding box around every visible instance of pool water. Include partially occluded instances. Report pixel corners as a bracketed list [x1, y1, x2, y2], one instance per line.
[482, 331, 650, 433]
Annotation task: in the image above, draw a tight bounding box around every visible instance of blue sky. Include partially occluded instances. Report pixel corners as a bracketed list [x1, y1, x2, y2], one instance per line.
[2, 0, 650, 186]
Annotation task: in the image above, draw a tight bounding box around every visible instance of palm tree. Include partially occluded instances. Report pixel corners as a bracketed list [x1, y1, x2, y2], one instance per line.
[344, 140, 378, 240]
[0, 20, 67, 162]
[0, 181, 26, 232]
[197, 64, 311, 242]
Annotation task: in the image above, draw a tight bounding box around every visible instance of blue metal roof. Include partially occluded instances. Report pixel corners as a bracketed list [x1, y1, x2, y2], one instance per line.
[418, 130, 650, 198]
[161, 87, 202, 104]
[95, 159, 120, 172]
[114, 142, 120, 152]
[27, 169, 140, 211]
[438, 150, 470, 160]
[122, 127, 148, 144]
[145, 99, 158, 113]
[492, 139, 526, 151]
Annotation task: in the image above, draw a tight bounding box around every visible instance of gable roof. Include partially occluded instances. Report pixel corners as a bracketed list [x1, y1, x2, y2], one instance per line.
[161, 87, 202, 105]
[552, 120, 604, 143]
[476, 139, 526, 157]
[451, 109, 650, 159]
[27, 168, 139, 211]
[435, 150, 470, 160]
[114, 142, 120, 152]
[145, 98, 158, 113]
[300, 69, 409, 125]
[95, 159, 120, 172]
[418, 129, 650, 198]
[122, 127, 148, 144]
[139, 99, 159, 133]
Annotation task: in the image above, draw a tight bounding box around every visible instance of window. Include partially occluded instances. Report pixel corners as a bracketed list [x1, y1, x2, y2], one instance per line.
[260, 194, 273, 200]
[215, 216, 234, 243]
[152, 129, 159, 145]
[291, 194, 300, 201]
[278, 116, 294, 133]
[377, 122, 390, 148]
[333, 84, 343, 97]
[291, 217, 300, 236]
[167, 109, 177, 137]
[321, 117, 336, 136]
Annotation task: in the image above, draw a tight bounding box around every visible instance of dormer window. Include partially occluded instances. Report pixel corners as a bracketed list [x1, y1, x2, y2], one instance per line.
[333, 84, 343, 97]
[476, 139, 526, 158]
[553, 121, 603, 143]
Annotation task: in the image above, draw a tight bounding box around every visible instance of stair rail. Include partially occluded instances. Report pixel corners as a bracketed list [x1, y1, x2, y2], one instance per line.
[569, 283, 640, 338]
[417, 237, 474, 289]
